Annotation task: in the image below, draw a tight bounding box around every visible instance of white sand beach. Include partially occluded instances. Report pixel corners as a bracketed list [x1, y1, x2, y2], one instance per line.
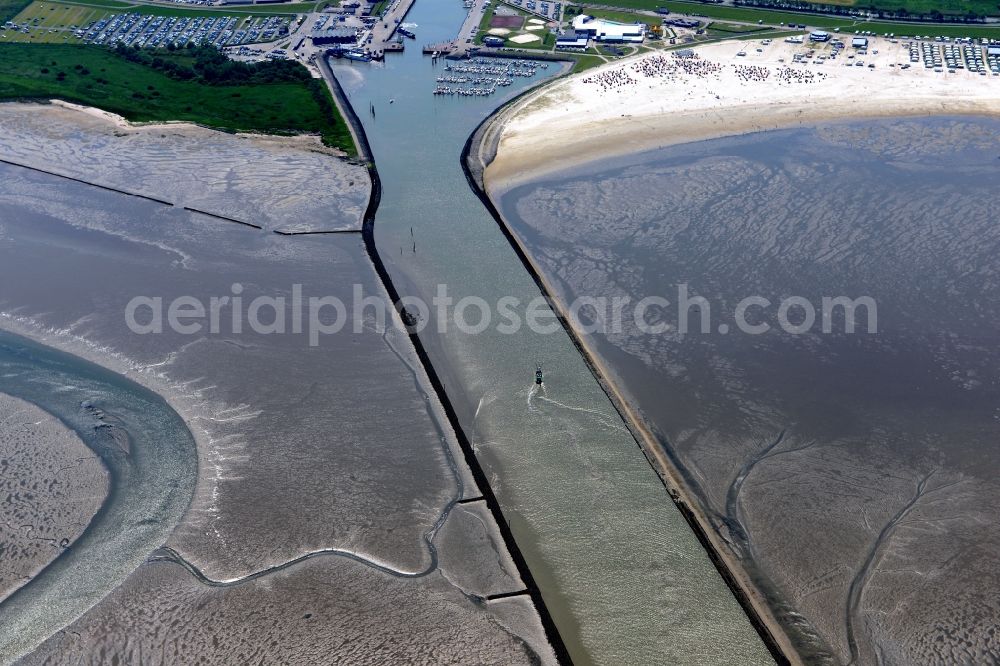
[487, 35, 1000, 192]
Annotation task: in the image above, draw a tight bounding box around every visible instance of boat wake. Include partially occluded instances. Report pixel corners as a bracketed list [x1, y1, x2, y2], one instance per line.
[526, 382, 541, 409]
[524, 382, 628, 432]
[474, 392, 498, 422]
[536, 395, 626, 431]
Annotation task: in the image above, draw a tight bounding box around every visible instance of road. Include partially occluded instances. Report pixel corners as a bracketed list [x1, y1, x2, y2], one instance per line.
[449, 0, 489, 56]
[368, 0, 417, 53]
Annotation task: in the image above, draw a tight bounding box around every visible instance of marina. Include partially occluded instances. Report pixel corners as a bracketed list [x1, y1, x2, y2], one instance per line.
[433, 57, 545, 96]
[433, 84, 506, 95]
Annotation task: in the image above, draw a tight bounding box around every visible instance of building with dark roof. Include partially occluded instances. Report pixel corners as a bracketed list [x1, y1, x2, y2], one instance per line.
[555, 30, 588, 49]
[312, 27, 357, 45]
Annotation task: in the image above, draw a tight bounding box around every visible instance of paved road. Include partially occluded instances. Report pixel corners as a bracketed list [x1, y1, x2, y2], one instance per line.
[368, 0, 417, 52]
[450, 0, 489, 56]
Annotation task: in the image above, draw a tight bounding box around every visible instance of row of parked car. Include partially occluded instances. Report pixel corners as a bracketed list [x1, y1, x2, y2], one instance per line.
[75, 13, 288, 49]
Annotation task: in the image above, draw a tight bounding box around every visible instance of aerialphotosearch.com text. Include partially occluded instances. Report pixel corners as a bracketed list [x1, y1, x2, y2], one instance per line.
[125, 283, 877, 346]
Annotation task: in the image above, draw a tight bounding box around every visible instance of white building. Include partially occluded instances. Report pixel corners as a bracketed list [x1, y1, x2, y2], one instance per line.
[571, 15, 644, 43]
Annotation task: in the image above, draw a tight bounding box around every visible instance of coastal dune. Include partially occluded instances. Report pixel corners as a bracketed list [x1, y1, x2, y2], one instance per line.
[487, 36, 1000, 192]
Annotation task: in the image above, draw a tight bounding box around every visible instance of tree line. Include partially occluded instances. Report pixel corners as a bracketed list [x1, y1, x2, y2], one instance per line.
[112, 43, 311, 85]
[733, 0, 993, 21]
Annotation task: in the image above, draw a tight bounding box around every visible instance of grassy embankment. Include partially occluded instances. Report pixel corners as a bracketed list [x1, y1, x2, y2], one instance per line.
[36, 0, 321, 15]
[585, 0, 1000, 36]
[569, 54, 606, 71]
[583, 7, 654, 23]
[704, 20, 771, 33]
[589, 0, 1000, 18]
[0, 43, 355, 153]
[1, 0, 31, 21]
[97, 2, 322, 17]
[843, 0, 1000, 16]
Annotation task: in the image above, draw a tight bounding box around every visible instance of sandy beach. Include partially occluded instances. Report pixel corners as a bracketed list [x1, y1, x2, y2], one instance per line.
[487, 34, 1000, 192]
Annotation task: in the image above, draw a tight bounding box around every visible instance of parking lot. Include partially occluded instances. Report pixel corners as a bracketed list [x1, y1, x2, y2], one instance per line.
[503, 0, 560, 22]
[911, 37, 1000, 74]
[0, 2, 292, 48]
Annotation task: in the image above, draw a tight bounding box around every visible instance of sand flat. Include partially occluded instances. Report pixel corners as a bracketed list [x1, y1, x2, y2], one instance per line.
[490, 115, 1000, 665]
[0, 394, 108, 604]
[0, 102, 369, 233]
[0, 107, 553, 663]
[19, 557, 547, 665]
